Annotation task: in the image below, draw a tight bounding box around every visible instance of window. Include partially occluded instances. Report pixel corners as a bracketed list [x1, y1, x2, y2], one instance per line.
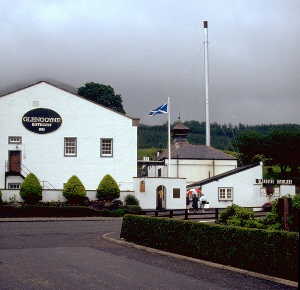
[140, 181, 145, 192]
[8, 136, 22, 144]
[101, 138, 113, 157]
[64, 137, 77, 156]
[8, 183, 21, 189]
[218, 187, 233, 201]
[173, 188, 180, 198]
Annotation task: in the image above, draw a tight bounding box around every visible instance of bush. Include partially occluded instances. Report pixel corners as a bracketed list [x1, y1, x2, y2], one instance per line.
[219, 204, 254, 225]
[20, 173, 42, 203]
[121, 215, 299, 281]
[124, 194, 139, 206]
[96, 175, 120, 201]
[63, 176, 86, 202]
[124, 205, 142, 214]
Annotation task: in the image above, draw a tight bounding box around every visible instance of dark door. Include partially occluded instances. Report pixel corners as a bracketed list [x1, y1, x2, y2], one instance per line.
[9, 151, 21, 173]
[156, 185, 166, 210]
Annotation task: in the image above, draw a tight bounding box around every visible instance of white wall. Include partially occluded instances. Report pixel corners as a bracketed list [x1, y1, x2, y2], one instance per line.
[0, 189, 133, 202]
[148, 159, 237, 183]
[0, 82, 137, 191]
[194, 164, 297, 208]
[196, 164, 263, 208]
[131, 177, 186, 209]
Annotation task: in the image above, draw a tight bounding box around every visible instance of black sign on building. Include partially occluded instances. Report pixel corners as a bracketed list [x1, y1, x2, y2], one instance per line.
[22, 108, 62, 134]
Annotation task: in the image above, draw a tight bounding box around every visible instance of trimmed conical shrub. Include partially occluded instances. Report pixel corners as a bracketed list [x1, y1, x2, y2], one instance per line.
[20, 173, 42, 203]
[63, 175, 86, 202]
[124, 194, 139, 206]
[97, 174, 120, 201]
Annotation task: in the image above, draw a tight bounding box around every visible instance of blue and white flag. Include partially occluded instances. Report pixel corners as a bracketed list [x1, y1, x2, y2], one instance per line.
[148, 103, 168, 116]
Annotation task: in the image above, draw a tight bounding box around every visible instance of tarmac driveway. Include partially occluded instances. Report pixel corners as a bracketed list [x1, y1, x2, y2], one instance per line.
[0, 219, 296, 290]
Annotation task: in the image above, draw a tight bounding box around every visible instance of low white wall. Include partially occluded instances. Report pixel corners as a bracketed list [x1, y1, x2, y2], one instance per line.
[132, 177, 186, 209]
[0, 189, 133, 203]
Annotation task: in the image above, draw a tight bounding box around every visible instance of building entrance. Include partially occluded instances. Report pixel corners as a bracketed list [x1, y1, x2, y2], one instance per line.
[9, 151, 21, 173]
[156, 185, 166, 210]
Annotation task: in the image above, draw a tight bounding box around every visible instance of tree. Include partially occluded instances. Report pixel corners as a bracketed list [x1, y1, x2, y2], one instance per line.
[78, 82, 126, 114]
[63, 175, 86, 202]
[20, 173, 42, 203]
[97, 175, 120, 201]
[234, 131, 266, 165]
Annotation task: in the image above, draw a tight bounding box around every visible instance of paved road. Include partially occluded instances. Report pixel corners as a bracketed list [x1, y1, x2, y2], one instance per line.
[0, 219, 296, 290]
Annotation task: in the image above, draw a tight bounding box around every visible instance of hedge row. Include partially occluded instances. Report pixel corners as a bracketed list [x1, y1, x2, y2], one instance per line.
[121, 215, 299, 281]
[0, 205, 116, 218]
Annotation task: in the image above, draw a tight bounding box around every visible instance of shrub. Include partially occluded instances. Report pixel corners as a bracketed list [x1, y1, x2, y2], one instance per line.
[219, 204, 254, 225]
[20, 173, 42, 203]
[96, 175, 120, 201]
[124, 205, 142, 214]
[63, 175, 86, 202]
[124, 194, 139, 206]
[121, 215, 299, 281]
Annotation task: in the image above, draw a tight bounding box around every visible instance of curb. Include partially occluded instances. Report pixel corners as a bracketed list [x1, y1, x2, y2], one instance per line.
[0, 217, 123, 222]
[102, 232, 298, 288]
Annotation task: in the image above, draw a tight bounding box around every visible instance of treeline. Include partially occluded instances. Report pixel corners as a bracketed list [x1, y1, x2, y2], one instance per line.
[138, 121, 300, 151]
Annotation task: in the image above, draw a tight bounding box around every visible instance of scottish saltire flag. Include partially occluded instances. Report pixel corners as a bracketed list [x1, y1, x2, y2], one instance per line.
[148, 103, 168, 116]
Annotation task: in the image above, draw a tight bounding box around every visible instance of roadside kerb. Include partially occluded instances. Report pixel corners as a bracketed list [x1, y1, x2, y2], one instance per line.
[102, 232, 298, 288]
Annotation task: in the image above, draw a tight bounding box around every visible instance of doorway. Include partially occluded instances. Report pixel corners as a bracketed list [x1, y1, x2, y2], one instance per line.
[156, 185, 166, 210]
[9, 151, 21, 173]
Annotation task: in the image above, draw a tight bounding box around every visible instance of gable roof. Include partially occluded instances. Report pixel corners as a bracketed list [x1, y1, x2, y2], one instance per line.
[187, 162, 260, 188]
[0, 80, 139, 123]
[158, 143, 236, 160]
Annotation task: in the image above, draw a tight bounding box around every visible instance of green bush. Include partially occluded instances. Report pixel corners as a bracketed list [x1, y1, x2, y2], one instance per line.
[63, 176, 86, 202]
[124, 194, 139, 206]
[96, 174, 120, 201]
[124, 205, 142, 214]
[121, 215, 299, 281]
[219, 204, 254, 225]
[20, 173, 42, 203]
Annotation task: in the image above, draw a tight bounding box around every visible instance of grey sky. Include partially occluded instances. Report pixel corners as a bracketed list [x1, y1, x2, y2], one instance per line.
[1, 0, 299, 125]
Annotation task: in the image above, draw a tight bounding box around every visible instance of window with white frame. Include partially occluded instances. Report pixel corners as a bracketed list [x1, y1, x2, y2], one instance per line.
[218, 187, 233, 201]
[101, 138, 113, 157]
[64, 137, 77, 156]
[8, 136, 22, 144]
[8, 183, 21, 189]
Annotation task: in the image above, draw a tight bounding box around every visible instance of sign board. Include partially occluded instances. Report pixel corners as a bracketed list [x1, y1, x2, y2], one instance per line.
[22, 108, 62, 134]
[255, 179, 293, 185]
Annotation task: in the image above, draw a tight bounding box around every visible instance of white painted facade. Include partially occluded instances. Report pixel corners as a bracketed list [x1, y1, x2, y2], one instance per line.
[148, 159, 237, 184]
[0, 82, 138, 191]
[188, 163, 296, 208]
[1, 189, 133, 203]
[130, 177, 186, 209]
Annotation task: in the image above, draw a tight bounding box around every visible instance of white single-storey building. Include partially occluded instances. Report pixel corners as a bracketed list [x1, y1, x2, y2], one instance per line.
[0, 80, 139, 192]
[187, 162, 296, 208]
[131, 177, 186, 209]
[145, 122, 238, 183]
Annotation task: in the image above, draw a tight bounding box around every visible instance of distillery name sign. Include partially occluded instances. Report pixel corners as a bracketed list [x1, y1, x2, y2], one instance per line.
[22, 108, 62, 134]
[255, 179, 293, 185]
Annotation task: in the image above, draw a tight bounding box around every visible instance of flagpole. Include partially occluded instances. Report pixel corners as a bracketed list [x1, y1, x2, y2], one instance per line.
[168, 97, 171, 178]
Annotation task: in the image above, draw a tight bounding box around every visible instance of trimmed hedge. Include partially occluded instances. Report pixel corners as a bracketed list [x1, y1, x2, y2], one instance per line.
[97, 174, 120, 201]
[20, 173, 42, 203]
[0, 205, 123, 218]
[121, 215, 299, 281]
[63, 175, 86, 202]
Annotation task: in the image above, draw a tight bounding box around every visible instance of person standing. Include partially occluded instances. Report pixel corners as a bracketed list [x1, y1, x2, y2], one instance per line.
[192, 194, 199, 212]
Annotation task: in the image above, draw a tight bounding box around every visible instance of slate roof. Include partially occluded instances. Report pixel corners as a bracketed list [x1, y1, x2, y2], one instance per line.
[0, 80, 139, 123]
[158, 143, 236, 161]
[187, 162, 260, 188]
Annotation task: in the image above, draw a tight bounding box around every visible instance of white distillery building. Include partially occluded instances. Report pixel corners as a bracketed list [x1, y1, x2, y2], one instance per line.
[0, 81, 139, 192]
[187, 162, 295, 208]
[144, 122, 237, 183]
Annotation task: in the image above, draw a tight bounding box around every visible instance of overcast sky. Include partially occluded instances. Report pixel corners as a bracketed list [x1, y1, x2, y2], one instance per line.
[1, 0, 299, 125]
